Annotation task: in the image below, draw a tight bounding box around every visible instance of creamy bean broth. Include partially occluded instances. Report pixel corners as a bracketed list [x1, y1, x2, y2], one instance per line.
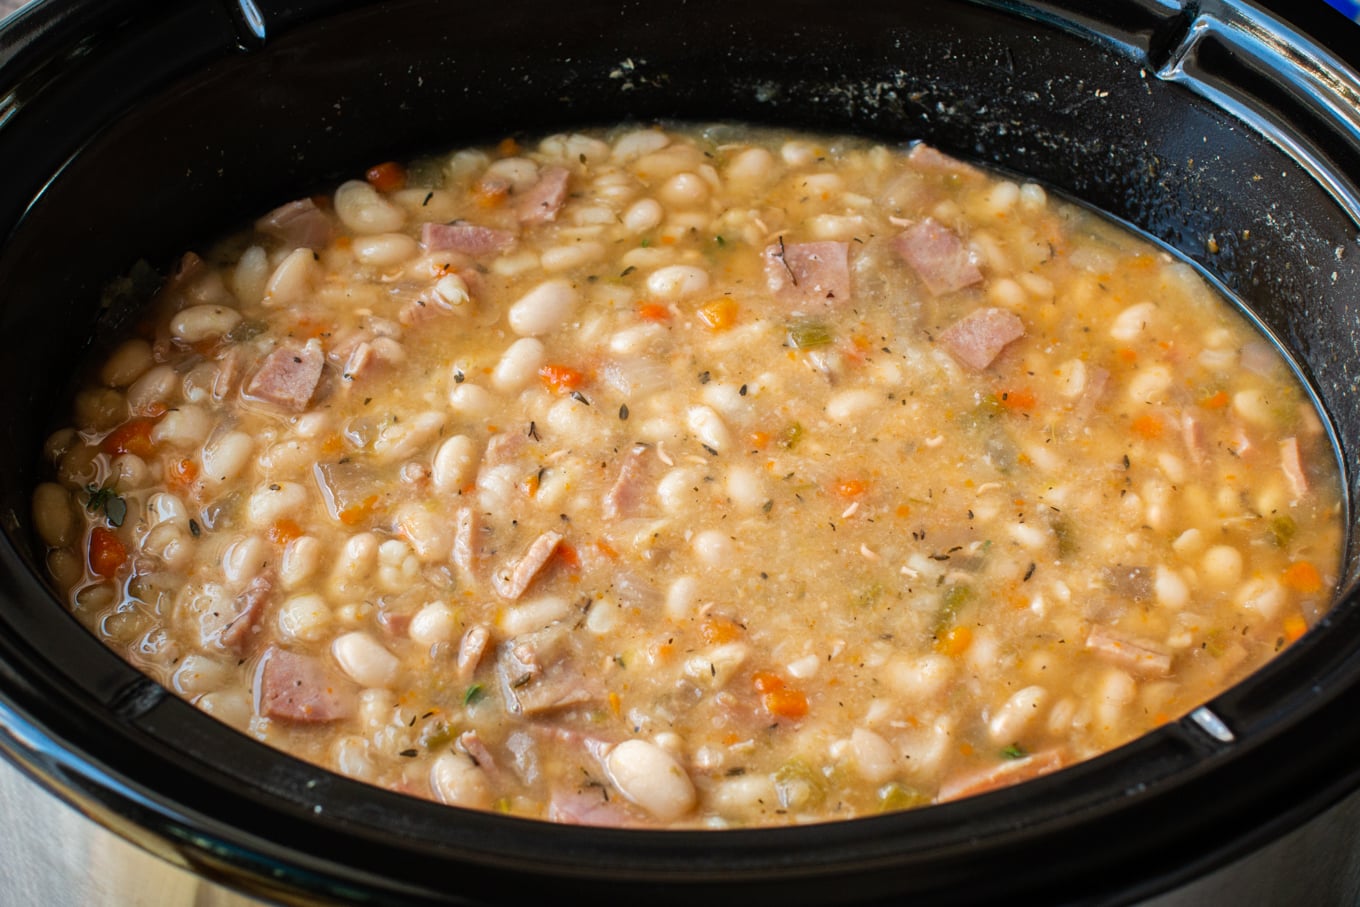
[33, 124, 1343, 827]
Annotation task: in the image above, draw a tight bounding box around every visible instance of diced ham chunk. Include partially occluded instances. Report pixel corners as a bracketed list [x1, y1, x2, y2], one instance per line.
[457, 624, 491, 679]
[256, 198, 333, 250]
[452, 507, 484, 585]
[1280, 437, 1308, 499]
[548, 786, 638, 827]
[458, 730, 502, 783]
[1182, 413, 1206, 465]
[938, 307, 1025, 370]
[255, 647, 355, 724]
[421, 222, 517, 256]
[602, 444, 651, 520]
[907, 143, 984, 180]
[202, 574, 271, 653]
[763, 240, 852, 307]
[516, 166, 571, 225]
[245, 343, 325, 411]
[1085, 627, 1173, 677]
[937, 749, 1066, 802]
[496, 623, 598, 715]
[493, 530, 563, 601]
[894, 218, 983, 296]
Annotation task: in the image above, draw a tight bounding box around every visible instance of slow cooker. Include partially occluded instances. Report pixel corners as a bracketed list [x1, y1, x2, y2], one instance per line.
[1, 0, 1358, 903]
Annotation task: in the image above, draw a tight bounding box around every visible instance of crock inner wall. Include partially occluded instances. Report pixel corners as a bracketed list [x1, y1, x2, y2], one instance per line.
[0, 0, 1357, 904]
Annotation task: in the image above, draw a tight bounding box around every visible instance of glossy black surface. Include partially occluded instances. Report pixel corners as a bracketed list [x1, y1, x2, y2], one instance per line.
[0, 1, 1358, 904]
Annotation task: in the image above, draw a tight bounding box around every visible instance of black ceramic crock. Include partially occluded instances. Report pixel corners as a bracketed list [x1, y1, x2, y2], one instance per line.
[0, 0, 1357, 903]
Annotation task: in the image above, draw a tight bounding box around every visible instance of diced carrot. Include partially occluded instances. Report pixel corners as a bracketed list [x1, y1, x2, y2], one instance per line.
[1200, 390, 1229, 410]
[88, 527, 127, 579]
[555, 542, 580, 569]
[101, 420, 156, 458]
[637, 302, 671, 322]
[1117, 348, 1137, 364]
[333, 235, 352, 251]
[721, 732, 742, 746]
[1131, 414, 1164, 439]
[521, 471, 541, 498]
[698, 297, 738, 331]
[608, 692, 622, 717]
[268, 519, 304, 546]
[538, 364, 585, 394]
[169, 458, 199, 485]
[338, 494, 380, 526]
[763, 687, 808, 719]
[1282, 613, 1309, 643]
[365, 161, 407, 192]
[999, 388, 1036, 412]
[751, 671, 785, 693]
[594, 540, 618, 560]
[320, 435, 345, 456]
[474, 182, 508, 209]
[1283, 561, 1324, 594]
[834, 479, 868, 499]
[496, 137, 520, 156]
[936, 624, 973, 656]
[701, 615, 743, 645]
[748, 430, 771, 449]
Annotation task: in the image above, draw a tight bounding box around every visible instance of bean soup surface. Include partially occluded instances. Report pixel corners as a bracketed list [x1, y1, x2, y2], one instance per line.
[33, 124, 1343, 827]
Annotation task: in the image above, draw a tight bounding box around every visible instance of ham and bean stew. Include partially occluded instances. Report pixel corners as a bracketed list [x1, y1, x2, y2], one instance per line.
[33, 124, 1342, 827]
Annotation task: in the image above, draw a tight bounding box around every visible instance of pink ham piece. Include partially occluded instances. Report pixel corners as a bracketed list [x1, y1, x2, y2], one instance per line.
[548, 787, 638, 827]
[255, 647, 355, 724]
[894, 218, 983, 296]
[1280, 437, 1309, 499]
[601, 443, 651, 520]
[938, 307, 1025, 370]
[937, 749, 1066, 802]
[907, 143, 984, 180]
[516, 166, 571, 225]
[493, 530, 563, 600]
[452, 507, 485, 586]
[762, 239, 851, 307]
[1085, 627, 1173, 677]
[255, 198, 333, 250]
[203, 574, 272, 653]
[245, 344, 324, 411]
[421, 222, 516, 256]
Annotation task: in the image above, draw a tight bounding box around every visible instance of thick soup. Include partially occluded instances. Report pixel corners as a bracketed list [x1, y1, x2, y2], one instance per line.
[33, 125, 1342, 827]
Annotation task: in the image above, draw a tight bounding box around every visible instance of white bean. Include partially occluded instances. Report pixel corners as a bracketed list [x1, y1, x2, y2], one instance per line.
[172, 655, 232, 696]
[500, 595, 571, 637]
[482, 157, 539, 191]
[32, 483, 75, 547]
[686, 405, 730, 452]
[352, 232, 420, 267]
[202, 431, 254, 484]
[1109, 301, 1157, 341]
[646, 265, 709, 299]
[613, 128, 671, 161]
[541, 241, 604, 272]
[222, 535, 269, 584]
[692, 529, 733, 567]
[824, 388, 880, 423]
[605, 739, 697, 822]
[660, 172, 709, 208]
[1202, 545, 1243, 586]
[665, 575, 699, 622]
[508, 279, 579, 336]
[433, 273, 471, 310]
[988, 685, 1048, 744]
[656, 467, 699, 513]
[1154, 566, 1190, 609]
[725, 464, 766, 512]
[492, 337, 546, 393]
[281, 536, 323, 589]
[373, 411, 445, 463]
[849, 728, 898, 784]
[430, 753, 492, 809]
[233, 245, 270, 307]
[246, 481, 309, 527]
[332, 631, 400, 688]
[146, 492, 190, 529]
[396, 503, 453, 562]
[448, 382, 496, 418]
[623, 198, 664, 233]
[151, 405, 212, 448]
[278, 593, 332, 643]
[887, 653, 954, 702]
[142, 523, 192, 571]
[726, 147, 775, 186]
[262, 247, 321, 307]
[100, 339, 155, 388]
[127, 364, 179, 414]
[170, 305, 242, 344]
[334, 179, 406, 234]
[431, 435, 480, 493]
[410, 601, 456, 646]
